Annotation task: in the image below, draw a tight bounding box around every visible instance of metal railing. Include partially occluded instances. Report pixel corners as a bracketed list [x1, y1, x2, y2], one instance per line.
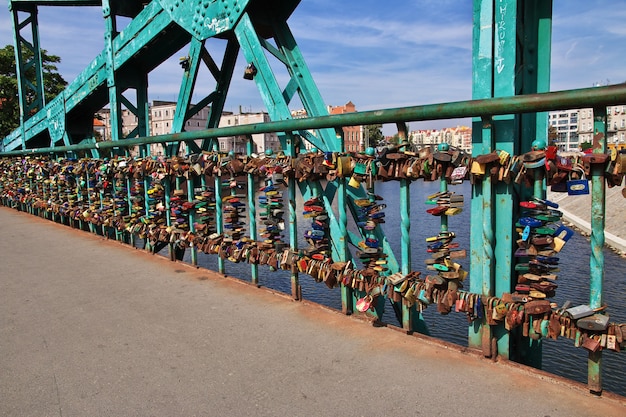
[1, 83, 625, 396]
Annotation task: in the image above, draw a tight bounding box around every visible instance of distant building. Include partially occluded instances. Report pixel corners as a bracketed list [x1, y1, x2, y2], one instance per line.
[409, 126, 472, 152]
[548, 109, 579, 151]
[218, 111, 281, 155]
[329, 101, 365, 152]
[96, 102, 280, 156]
[577, 108, 593, 148]
[293, 101, 368, 152]
[606, 105, 626, 150]
[93, 117, 106, 141]
[550, 105, 626, 151]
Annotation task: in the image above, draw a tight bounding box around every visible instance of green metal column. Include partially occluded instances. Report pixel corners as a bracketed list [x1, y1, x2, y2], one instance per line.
[187, 175, 198, 266]
[287, 135, 300, 300]
[588, 107, 607, 394]
[126, 177, 134, 247]
[214, 145, 225, 274]
[246, 136, 259, 285]
[491, 0, 518, 361]
[102, 0, 122, 144]
[469, 0, 494, 351]
[515, 0, 553, 368]
[10, 3, 45, 132]
[332, 130, 350, 313]
[470, 0, 552, 364]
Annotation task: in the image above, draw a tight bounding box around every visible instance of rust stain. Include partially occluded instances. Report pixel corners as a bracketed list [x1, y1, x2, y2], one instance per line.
[592, 130, 605, 152]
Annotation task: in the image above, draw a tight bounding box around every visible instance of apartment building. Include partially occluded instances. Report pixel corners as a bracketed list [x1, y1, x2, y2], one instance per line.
[551, 105, 626, 151]
[409, 126, 472, 152]
[549, 110, 579, 151]
[218, 111, 281, 155]
[96, 102, 280, 156]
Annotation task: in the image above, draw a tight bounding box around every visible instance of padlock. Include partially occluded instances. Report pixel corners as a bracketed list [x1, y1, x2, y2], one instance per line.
[455, 295, 467, 313]
[417, 288, 431, 305]
[356, 295, 373, 312]
[470, 160, 486, 176]
[348, 175, 361, 188]
[493, 302, 508, 321]
[607, 334, 617, 351]
[552, 225, 573, 252]
[564, 304, 594, 319]
[577, 313, 609, 331]
[581, 334, 601, 352]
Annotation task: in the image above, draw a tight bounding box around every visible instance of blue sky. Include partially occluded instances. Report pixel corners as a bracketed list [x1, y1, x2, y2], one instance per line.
[1, 0, 625, 132]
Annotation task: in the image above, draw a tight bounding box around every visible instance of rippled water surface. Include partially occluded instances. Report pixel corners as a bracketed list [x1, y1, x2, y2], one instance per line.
[179, 180, 625, 396]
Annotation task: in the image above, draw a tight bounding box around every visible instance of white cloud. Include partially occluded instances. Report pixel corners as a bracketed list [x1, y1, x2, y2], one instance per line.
[1, 0, 624, 128]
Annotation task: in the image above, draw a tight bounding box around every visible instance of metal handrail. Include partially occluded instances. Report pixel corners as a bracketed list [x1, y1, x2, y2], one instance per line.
[3, 83, 626, 156]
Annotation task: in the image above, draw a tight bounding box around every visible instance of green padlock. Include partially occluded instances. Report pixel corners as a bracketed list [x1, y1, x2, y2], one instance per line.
[353, 161, 367, 175]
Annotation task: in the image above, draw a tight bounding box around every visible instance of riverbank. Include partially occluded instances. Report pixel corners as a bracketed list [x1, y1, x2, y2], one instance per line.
[547, 185, 626, 256]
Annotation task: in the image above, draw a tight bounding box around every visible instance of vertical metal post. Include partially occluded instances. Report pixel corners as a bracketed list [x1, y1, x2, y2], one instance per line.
[143, 167, 151, 250]
[85, 168, 96, 234]
[112, 179, 121, 240]
[163, 177, 173, 259]
[214, 148, 225, 274]
[491, 0, 519, 361]
[185, 141, 197, 265]
[517, 0, 553, 368]
[126, 176, 134, 247]
[187, 175, 197, 266]
[396, 123, 413, 331]
[102, 0, 122, 144]
[333, 131, 349, 312]
[588, 106, 607, 394]
[469, 0, 493, 351]
[400, 176, 411, 330]
[287, 136, 300, 299]
[479, 117, 496, 356]
[99, 181, 106, 236]
[247, 136, 259, 285]
[481, 118, 495, 291]
[10, 3, 46, 126]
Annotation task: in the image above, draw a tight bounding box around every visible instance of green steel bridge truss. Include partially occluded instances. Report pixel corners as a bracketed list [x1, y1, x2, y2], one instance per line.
[2, 0, 626, 394]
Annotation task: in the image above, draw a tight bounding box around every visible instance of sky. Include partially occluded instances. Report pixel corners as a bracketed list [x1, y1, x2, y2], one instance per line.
[1, 0, 625, 134]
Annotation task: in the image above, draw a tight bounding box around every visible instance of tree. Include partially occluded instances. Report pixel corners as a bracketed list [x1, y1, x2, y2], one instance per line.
[365, 124, 384, 148]
[0, 44, 67, 138]
[548, 125, 558, 146]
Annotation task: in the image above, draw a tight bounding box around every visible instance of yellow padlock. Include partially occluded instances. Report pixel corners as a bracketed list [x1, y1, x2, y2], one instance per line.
[553, 236, 566, 252]
[471, 160, 486, 175]
[348, 176, 361, 188]
[497, 149, 510, 166]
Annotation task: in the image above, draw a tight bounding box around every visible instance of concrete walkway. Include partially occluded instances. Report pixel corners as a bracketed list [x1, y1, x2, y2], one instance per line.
[1, 207, 624, 417]
[548, 185, 626, 254]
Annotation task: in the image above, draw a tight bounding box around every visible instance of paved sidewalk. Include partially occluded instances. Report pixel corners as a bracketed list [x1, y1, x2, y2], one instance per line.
[1, 207, 624, 417]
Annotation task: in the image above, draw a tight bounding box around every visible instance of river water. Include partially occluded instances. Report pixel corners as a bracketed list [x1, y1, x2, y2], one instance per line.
[186, 180, 626, 396]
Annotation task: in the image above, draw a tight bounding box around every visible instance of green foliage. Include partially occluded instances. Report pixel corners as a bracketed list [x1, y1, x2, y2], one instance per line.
[0, 44, 67, 138]
[580, 141, 592, 151]
[387, 134, 400, 145]
[365, 124, 384, 147]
